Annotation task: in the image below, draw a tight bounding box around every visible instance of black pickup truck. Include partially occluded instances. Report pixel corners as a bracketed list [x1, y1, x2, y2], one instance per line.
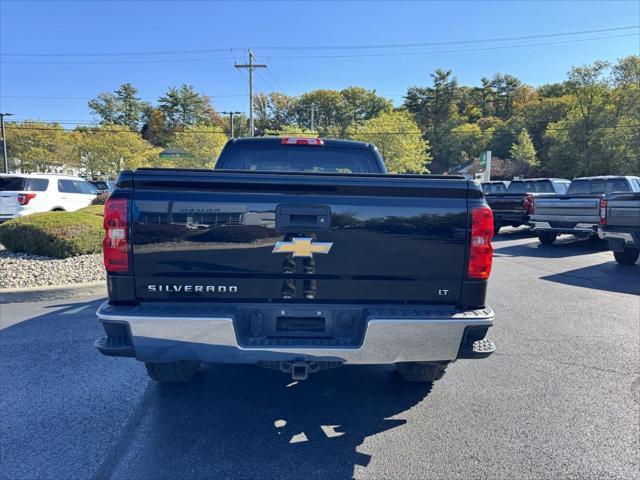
[96, 137, 496, 384]
[485, 178, 570, 233]
[598, 189, 640, 265]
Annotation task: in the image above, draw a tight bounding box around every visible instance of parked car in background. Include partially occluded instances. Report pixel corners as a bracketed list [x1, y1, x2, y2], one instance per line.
[598, 189, 640, 265]
[485, 178, 570, 233]
[531, 176, 640, 245]
[0, 174, 98, 222]
[90, 180, 113, 193]
[481, 181, 509, 194]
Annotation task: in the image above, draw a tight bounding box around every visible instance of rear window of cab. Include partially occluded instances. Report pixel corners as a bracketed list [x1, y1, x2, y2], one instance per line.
[0, 177, 49, 192]
[568, 179, 631, 194]
[507, 181, 554, 194]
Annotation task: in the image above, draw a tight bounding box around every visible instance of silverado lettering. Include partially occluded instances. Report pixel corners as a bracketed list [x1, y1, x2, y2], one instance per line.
[147, 285, 238, 293]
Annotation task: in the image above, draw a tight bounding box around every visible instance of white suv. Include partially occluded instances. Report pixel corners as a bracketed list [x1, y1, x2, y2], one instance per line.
[0, 174, 98, 222]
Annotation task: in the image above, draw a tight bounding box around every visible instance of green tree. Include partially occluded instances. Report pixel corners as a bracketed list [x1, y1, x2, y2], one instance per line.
[510, 129, 538, 167]
[347, 110, 430, 173]
[88, 83, 150, 130]
[166, 124, 228, 169]
[293, 89, 347, 135]
[339, 86, 393, 125]
[489, 73, 522, 119]
[158, 85, 221, 129]
[446, 123, 488, 164]
[487, 120, 518, 159]
[5, 122, 78, 172]
[404, 69, 459, 172]
[77, 125, 161, 177]
[253, 92, 297, 135]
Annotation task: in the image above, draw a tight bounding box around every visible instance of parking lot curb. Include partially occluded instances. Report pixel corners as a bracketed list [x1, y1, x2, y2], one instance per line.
[0, 281, 107, 304]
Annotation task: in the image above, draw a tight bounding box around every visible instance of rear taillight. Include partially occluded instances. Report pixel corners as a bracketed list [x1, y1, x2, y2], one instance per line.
[282, 137, 324, 146]
[103, 197, 129, 273]
[17, 193, 37, 205]
[523, 194, 534, 215]
[599, 197, 607, 225]
[468, 206, 494, 280]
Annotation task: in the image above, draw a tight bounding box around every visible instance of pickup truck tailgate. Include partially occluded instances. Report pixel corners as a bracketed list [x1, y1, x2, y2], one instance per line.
[130, 170, 470, 304]
[606, 193, 640, 228]
[486, 194, 524, 213]
[533, 196, 601, 222]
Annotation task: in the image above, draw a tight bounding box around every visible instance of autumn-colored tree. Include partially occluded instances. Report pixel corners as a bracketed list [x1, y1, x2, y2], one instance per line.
[5, 122, 79, 172]
[77, 125, 161, 177]
[347, 110, 430, 173]
[166, 124, 228, 169]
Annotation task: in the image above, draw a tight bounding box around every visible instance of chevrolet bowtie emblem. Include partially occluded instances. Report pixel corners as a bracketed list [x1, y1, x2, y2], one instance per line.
[272, 238, 333, 258]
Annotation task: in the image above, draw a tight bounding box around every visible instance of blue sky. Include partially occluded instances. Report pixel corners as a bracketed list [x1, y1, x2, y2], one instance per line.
[1, 0, 638, 126]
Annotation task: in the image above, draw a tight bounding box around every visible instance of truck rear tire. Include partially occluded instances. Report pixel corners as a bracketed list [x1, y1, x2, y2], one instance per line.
[613, 249, 639, 265]
[396, 362, 447, 383]
[145, 361, 201, 383]
[537, 231, 557, 245]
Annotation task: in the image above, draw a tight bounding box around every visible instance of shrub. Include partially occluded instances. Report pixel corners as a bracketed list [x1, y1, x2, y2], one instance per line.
[92, 193, 109, 205]
[0, 211, 103, 258]
[77, 205, 105, 216]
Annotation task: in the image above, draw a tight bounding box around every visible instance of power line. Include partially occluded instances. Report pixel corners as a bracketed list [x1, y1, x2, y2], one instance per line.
[259, 25, 640, 50]
[4, 32, 635, 65]
[263, 33, 639, 60]
[1, 56, 237, 65]
[1, 25, 636, 57]
[264, 68, 286, 92]
[255, 70, 278, 93]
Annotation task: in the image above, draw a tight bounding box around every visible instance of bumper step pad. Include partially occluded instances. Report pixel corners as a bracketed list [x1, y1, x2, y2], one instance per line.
[95, 336, 135, 357]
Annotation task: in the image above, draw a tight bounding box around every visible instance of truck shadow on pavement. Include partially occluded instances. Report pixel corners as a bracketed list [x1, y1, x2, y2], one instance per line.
[540, 262, 639, 295]
[493, 235, 608, 258]
[118, 364, 433, 480]
[0, 299, 433, 480]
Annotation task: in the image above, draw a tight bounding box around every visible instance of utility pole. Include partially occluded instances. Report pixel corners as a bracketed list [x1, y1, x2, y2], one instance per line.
[310, 104, 315, 132]
[234, 49, 266, 137]
[221, 111, 242, 139]
[0, 113, 14, 174]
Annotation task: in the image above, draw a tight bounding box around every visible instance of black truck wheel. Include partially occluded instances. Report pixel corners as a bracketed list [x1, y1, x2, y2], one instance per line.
[396, 362, 448, 383]
[613, 249, 640, 265]
[145, 361, 201, 383]
[537, 231, 557, 245]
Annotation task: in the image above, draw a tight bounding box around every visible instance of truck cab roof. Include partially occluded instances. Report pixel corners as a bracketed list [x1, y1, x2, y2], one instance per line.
[572, 175, 639, 181]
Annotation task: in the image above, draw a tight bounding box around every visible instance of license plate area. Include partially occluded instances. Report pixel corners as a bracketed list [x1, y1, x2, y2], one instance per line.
[276, 316, 325, 333]
[236, 306, 365, 346]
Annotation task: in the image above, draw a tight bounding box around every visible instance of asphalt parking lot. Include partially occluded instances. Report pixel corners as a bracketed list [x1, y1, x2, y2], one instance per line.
[1, 228, 638, 480]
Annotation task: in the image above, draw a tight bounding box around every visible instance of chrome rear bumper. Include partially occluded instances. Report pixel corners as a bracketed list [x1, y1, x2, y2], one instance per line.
[96, 302, 494, 364]
[598, 229, 635, 244]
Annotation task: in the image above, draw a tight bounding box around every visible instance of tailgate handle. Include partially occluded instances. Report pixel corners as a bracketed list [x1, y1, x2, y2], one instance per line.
[276, 205, 331, 232]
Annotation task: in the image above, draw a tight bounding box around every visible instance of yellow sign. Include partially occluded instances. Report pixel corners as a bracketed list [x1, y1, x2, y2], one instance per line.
[272, 238, 333, 258]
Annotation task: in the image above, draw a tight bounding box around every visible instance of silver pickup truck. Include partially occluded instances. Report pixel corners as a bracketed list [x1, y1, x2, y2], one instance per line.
[598, 190, 640, 264]
[530, 176, 640, 245]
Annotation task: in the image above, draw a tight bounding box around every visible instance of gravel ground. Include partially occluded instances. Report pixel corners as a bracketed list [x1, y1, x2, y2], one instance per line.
[0, 244, 105, 289]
